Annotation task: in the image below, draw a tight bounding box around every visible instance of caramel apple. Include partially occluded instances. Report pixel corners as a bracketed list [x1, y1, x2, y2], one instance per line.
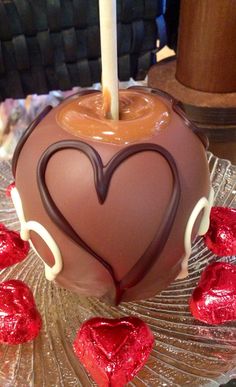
[11, 87, 212, 304]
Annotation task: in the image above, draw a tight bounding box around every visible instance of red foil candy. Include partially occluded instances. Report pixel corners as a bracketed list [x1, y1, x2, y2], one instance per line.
[73, 317, 154, 387]
[6, 182, 15, 197]
[204, 207, 236, 256]
[190, 262, 236, 325]
[0, 280, 42, 344]
[0, 223, 30, 270]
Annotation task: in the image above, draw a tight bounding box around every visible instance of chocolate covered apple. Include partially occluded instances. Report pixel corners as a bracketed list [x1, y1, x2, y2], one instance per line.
[11, 87, 213, 304]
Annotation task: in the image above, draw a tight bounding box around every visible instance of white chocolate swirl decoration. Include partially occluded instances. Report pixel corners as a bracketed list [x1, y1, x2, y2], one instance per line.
[10, 183, 213, 284]
[10, 186, 63, 280]
[178, 187, 214, 278]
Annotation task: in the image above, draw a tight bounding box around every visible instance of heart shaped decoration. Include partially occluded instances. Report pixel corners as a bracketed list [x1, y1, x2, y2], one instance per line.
[0, 223, 30, 270]
[190, 262, 236, 325]
[0, 279, 42, 344]
[73, 316, 154, 386]
[204, 207, 236, 256]
[38, 140, 180, 303]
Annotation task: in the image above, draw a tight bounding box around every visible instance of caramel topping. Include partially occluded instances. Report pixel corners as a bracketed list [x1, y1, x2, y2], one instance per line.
[57, 90, 170, 144]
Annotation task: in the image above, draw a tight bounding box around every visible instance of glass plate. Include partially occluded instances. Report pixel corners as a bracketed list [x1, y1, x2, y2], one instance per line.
[0, 153, 235, 387]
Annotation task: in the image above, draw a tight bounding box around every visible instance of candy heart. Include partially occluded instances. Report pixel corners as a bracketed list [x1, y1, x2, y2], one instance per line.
[73, 317, 154, 387]
[0, 223, 30, 270]
[0, 280, 42, 344]
[204, 207, 236, 256]
[190, 262, 236, 325]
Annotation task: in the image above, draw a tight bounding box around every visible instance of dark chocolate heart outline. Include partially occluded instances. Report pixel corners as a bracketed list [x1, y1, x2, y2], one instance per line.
[37, 140, 181, 304]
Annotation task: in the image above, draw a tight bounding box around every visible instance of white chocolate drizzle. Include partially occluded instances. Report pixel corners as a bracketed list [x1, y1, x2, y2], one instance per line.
[197, 186, 215, 236]
[10, 186, 63, 280]
[11, 183, 214, 284]
[179, 186, 214, 278]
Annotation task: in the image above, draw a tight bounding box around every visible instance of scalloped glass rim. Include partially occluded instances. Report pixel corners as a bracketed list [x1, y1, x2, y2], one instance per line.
[0, 152, 235, 387]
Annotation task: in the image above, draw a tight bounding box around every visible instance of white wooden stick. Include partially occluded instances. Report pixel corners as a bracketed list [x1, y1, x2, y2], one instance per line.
[99, 0, 119, 119]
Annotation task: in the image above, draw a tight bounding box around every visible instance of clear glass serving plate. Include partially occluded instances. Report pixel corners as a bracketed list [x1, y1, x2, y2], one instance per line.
[0, 153, 235, 387]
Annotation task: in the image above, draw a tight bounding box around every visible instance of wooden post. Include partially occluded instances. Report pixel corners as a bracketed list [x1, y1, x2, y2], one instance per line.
[176, 0, 236, 93]
[148, 0, 236, 163]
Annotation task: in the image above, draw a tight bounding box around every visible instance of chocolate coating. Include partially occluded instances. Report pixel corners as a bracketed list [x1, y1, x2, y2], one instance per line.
[37, 141, 181, 304]
[13, 88, 210, 303]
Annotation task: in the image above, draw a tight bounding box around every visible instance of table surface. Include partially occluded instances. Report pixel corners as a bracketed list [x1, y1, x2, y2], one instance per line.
[0, 75, 235, 386]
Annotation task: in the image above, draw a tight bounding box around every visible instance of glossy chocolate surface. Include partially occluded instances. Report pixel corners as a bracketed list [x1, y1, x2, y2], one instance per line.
[37, 141, 180, 304]
[13, 88, 210, 303]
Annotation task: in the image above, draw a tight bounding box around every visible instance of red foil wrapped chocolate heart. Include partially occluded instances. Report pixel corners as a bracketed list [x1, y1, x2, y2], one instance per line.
[0, 280, 42, 344]
[190, 262, 236, 325]
[204, 207, 236, 256]
[73, 316, 154, 386]
[0, 223, 30, 270]
[6, 182, 15, 197]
